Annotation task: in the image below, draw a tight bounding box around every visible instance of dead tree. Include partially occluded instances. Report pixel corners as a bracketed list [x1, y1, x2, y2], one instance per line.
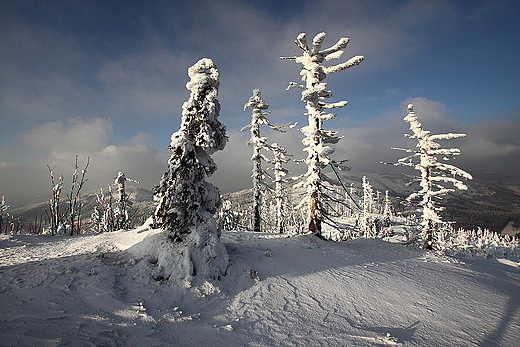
[47, 165, 64, 236]
[67, 156, 89, 235]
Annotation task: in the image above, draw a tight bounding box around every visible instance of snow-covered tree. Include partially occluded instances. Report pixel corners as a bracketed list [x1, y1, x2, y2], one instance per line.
[359, 176, 375, 236]
[67, 156, 89, 235]
[267, 143, 292, 234]
[389, 104, 473, 248]
[90, 185, 116, 233]
[241, 89, 294, 232]
[153, 58, 228, 281]
[383, 190, 393, 226]
[281, 32, 364, 237]
[47, 165, 64, 236]
[114, 172, 139, 230]
[0, 196, 9, 234]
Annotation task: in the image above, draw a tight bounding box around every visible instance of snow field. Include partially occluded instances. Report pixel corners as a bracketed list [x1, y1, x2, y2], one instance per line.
[0, 227, 519, 346]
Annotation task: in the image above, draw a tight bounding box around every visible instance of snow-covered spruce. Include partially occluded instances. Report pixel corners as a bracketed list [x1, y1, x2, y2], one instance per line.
[241, 89, 294, 233]
[281, 32, 364, 238]
[388, 104, 472, 249]
[151, 58, 228, 282]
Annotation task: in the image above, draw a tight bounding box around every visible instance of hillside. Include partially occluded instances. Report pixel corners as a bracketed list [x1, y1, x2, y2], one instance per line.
[0, 226, 519, 346]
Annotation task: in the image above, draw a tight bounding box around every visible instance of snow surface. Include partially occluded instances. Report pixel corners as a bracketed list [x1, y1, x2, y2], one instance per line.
[1, 226, 519, 346]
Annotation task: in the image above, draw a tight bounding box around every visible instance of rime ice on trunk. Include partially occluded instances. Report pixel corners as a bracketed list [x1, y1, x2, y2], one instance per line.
[281, 32, 364, 237]
[383, 190, 392, 225]
[0, 196, 9, 234]
[360, 176, 375, 237]
[153, 58, 228, 281]
[114, 171, 139, 230]
[242, 89, 270, 232]
[390, 104, 472, 248]
[67, 156, 89, 236]
[242, 89, 294, 233]
[270, 143, 291, 234]
[47, 166, 64, 236]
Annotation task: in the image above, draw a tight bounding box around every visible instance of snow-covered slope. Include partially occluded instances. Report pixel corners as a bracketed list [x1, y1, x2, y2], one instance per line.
[1, 227, 519, 346]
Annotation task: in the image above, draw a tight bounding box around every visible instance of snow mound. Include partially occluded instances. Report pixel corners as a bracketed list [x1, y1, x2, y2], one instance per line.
[127, 218, 228, 286]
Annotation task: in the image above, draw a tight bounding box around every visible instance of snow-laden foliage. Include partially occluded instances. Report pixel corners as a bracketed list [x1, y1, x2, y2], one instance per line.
[435, 227, 520, 260]
[153, 58, 228, 281]
[281, 32, 364, 238]
[389, 104, 472, 248]
[241, 89, 293, 232]
[90, 185, 116, 233]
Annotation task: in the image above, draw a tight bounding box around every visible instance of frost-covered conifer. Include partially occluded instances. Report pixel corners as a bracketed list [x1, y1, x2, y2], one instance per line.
[267, 143, 292, 234]
[114, 172, 139, 230]
[241, 89, 294, 232]
[390, 104, 473, 248]
[281, 32, 364, 237]
[153, 58, 228, 281]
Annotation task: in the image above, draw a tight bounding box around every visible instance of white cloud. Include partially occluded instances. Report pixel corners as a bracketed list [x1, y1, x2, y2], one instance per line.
[1, 117, 170, 204]
[21, 117, 113, 155]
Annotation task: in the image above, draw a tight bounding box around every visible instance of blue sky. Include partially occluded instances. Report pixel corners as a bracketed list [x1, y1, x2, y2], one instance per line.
[1, 0, 519, 206]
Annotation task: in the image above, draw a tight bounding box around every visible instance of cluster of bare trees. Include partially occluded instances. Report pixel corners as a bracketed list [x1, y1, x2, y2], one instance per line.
[47, 155, 89, 236]
[43, 155, 141, 235]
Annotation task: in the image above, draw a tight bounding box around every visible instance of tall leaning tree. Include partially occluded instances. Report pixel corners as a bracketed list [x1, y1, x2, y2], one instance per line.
[389, 104, 472, 249]
[281, 32, 364, 237]
[153, 58, 228, 280]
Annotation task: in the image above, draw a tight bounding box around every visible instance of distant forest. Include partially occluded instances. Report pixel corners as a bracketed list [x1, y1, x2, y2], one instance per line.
[445, 208, 520, 234]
